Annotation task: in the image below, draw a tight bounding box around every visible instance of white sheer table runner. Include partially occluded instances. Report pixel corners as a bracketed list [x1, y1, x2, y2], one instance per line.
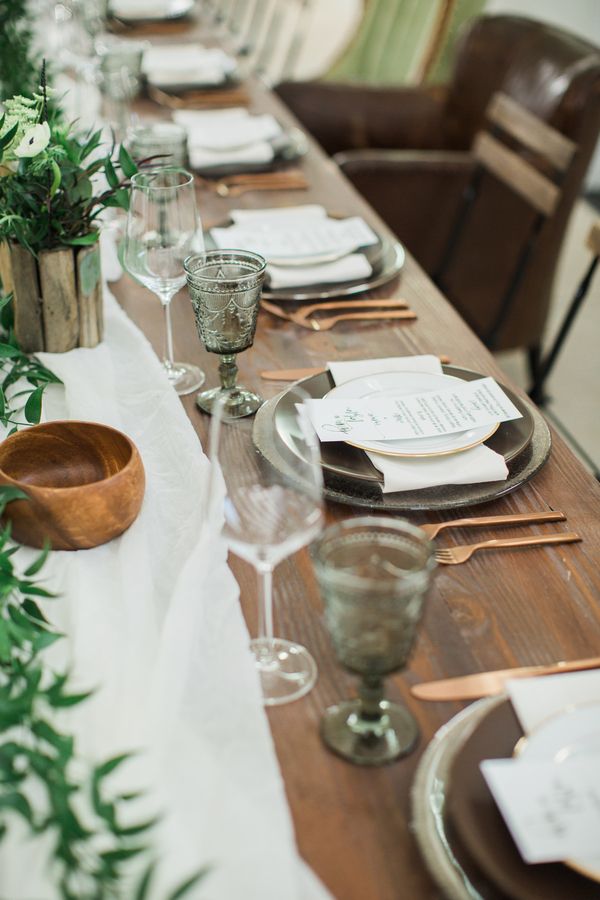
[0, 290, 331, 900]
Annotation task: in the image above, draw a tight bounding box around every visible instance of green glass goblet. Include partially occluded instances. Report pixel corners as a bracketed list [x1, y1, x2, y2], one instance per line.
[184, 250, 266, 419]
[312, 517, 436, 766]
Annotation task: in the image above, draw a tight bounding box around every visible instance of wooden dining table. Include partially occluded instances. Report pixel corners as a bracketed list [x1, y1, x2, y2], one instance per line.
[113, 21, 600, 899]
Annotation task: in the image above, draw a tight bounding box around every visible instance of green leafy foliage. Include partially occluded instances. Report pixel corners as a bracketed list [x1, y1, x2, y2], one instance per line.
[0, 293, 61, 433]
[0, 0, 38, 101]
[0, 80, 139, 255]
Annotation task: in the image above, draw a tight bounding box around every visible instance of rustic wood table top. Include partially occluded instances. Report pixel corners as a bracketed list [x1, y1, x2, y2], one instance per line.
[112, 22, 600, 899]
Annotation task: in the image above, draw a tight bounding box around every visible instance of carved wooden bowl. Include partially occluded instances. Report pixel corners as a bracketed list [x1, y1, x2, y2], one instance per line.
[0, 421, 145, 550]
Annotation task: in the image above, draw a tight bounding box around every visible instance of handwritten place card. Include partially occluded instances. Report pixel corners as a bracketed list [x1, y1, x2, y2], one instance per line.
[481, 757, 600, 863]
[304, 377, 522, 443]
[211, 216, 378, 261]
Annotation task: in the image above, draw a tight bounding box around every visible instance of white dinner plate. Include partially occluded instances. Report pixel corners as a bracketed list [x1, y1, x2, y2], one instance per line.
[516, 702, 600, 882]
[325, 371, 499, 457]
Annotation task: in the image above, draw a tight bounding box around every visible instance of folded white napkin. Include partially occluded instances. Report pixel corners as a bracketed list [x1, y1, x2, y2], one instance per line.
[327, 355, 508, 493]
[230, 204, 327, 224]
[508, 670, 600, 735]
[268, 254, 372, 288]
[143, 44, 236, 88]
[174, 109, 281, 151]
[211, 205, 376, 286]
[189, 141, 274, 171]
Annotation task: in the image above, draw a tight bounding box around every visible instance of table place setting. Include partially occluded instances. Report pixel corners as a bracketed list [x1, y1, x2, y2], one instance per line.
[412, 669, 600, 900]
[254, 354, 552, 511]
[142, 42, 238, 91]
[207, 204, 405, 296]
[172, 107, 306, 174]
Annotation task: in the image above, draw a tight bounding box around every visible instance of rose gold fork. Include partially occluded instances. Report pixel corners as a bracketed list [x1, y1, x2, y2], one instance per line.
[308, 310, 417, 331]
[435, 532, 581, 565]
[420, 511, 566, 540]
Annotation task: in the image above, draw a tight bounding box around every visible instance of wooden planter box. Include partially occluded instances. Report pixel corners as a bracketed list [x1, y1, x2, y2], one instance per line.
[0, 242, 103, 353]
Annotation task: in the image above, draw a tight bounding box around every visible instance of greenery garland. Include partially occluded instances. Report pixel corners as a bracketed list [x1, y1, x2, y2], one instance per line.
[0, 296, 207, 899]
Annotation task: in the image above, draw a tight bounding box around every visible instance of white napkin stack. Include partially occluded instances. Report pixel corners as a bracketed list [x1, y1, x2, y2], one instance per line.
[211, 205, 375, 288]
[173, 108, 281, 170]
[143, 43, 237, 88]
[328, 356, 509, 493]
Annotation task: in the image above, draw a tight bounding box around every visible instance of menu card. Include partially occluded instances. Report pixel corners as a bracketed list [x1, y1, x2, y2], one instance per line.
[210, 215, 378, 262]
[481, 758, 600, 863]
[480, 671, 600, 866]
[304, 377, 522, 443]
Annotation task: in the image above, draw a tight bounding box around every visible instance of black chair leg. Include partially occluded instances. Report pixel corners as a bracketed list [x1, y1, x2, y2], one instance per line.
[527, 344, 547, 404]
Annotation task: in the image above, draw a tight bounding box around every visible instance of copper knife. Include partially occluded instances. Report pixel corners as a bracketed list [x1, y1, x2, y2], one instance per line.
[410, 657, 600, 701]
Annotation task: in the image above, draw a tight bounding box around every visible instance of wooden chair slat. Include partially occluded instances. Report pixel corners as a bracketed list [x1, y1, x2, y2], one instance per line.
[487, 92, 576, 172]
[586, 221, 600, 256]
[472, 131, 560, 216]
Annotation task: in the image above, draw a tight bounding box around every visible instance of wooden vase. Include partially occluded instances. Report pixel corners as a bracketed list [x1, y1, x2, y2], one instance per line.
[0, 241, 104, 353]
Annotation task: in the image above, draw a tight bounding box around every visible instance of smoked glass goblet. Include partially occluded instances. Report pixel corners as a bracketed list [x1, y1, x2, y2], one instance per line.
[312, 517, 436, 766]
[184, 250, 266, 419]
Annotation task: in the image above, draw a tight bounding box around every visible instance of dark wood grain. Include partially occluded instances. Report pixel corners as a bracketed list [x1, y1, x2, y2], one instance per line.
[0, 421, 145, 550]
[113, 37, 600, 899]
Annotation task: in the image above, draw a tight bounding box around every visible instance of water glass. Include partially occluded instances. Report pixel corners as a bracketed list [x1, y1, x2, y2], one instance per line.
[98, 38, 146, 139]
[312, 517, 436, 766]
[184, 250, 266, 419]
[127, 121, 188, 168]
[124, 167, 205, 394]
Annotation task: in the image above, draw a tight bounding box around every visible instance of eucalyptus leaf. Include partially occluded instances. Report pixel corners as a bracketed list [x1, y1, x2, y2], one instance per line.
[24, 385, 43, 423]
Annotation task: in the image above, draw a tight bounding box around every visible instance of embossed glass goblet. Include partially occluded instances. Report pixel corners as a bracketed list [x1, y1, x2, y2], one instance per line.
[312, 517, 436, 766]
[184, 250, 266, 419]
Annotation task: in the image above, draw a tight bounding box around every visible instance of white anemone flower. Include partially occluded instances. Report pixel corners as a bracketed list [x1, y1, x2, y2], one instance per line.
[14, 121, 51, 158]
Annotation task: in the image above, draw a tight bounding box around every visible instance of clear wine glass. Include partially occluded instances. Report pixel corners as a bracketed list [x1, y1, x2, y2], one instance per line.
[124, 167, 205, 395]
[207, 389, 324, 705]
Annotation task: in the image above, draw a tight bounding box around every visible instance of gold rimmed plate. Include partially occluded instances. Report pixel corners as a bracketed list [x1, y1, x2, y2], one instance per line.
[514, 703, 600, 883]
[325, 371, 500, 458]
[444, 700, 600, 899]
[253, 366, 549, 512]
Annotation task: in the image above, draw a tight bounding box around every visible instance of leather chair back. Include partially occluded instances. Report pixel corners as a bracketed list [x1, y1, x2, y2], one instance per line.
[438, 15, 600, 350]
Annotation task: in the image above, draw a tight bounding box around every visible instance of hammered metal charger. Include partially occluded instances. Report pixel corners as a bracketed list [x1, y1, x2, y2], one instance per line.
[252, 367, 550, 512]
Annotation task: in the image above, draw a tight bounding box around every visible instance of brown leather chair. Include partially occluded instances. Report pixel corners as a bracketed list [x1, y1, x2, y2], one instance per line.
[276, 16, 600, 372]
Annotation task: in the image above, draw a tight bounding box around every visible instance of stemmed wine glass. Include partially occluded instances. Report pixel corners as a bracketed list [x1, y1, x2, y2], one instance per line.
[207, 389, 324, 705]
[184, 250, 265, 418]
[312, 518, 436, 765]
[124, 167, 205, 395]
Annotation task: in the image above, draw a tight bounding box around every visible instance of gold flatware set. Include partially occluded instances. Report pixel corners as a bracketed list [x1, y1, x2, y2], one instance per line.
[148, 84, 251, 110]
[260, 297, 416, 331]
[423, 510, 580, 565]
[198, 169, 309, 198]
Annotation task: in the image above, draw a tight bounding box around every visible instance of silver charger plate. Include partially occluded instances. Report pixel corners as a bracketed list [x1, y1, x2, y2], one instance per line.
[410, 697, 502, 900]
[252, 367, 550, 512]
[193, 127, 307, 178]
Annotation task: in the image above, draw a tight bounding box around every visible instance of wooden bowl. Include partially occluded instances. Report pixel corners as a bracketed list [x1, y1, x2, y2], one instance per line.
[0, 421, 145, 550]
